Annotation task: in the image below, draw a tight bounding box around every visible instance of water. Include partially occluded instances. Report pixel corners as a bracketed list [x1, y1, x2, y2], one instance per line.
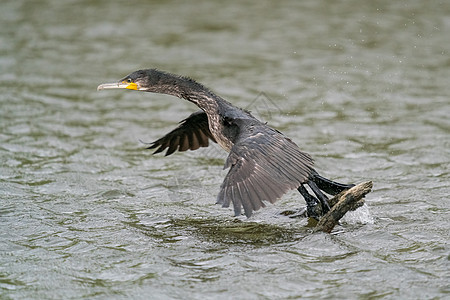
[1, 0, 449, 299]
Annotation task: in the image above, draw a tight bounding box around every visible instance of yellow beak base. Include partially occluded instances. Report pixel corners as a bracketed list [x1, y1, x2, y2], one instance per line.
[124, 82, 138, 90]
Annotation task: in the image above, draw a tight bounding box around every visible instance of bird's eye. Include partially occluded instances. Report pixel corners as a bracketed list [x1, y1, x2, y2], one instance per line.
[127, 78, 132, 83]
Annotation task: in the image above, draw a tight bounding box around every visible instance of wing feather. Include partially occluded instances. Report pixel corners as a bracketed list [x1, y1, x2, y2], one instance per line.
[146, 111, 216, 156]
[179, 134, 189, 151]
[218, 121, 314, 217]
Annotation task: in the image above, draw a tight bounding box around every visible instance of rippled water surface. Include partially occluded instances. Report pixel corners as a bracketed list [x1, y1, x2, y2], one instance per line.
[1, 0, 449, 299]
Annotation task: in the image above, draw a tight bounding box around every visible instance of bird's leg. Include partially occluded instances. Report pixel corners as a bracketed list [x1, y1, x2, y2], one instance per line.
[297, 185, 323, 219]
[307, 180, 331, 213]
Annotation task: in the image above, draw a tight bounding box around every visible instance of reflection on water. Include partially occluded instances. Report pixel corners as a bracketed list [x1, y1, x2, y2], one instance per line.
[1, 0, 449, 299]
[130, 217, 305, 246]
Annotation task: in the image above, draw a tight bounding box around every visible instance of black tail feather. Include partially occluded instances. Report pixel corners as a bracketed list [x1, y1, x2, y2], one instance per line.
[311, 174, 355, 195]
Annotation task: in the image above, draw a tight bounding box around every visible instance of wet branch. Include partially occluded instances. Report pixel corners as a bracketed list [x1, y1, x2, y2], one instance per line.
[315, 181, 373, 233]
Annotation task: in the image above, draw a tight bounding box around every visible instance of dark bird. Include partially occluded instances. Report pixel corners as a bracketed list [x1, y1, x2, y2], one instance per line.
[97, 69, 354, 218]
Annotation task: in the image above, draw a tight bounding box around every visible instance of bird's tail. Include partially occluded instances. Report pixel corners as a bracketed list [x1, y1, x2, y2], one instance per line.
[311, 173, 355, 195]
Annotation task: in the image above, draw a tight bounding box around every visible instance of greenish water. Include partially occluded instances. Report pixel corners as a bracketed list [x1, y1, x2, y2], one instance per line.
[1, 0, 449, 299]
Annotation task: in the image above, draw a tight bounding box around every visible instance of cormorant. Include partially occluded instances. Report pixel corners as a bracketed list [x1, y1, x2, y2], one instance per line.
[97, 69, 354, 218]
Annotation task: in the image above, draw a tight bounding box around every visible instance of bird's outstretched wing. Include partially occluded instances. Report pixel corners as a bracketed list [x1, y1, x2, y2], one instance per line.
[216, 121, 314, 217]
[147, 110, 216, 156]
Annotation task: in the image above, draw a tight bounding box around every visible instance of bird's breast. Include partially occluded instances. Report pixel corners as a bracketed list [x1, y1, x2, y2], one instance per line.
[207, 114, 233, 152]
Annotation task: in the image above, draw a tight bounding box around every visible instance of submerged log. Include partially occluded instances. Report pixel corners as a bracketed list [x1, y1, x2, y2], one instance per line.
[315, 181, 373, 233]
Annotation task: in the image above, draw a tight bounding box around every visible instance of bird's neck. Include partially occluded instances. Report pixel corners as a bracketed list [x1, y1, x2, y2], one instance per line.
[155, 75, 229, 114]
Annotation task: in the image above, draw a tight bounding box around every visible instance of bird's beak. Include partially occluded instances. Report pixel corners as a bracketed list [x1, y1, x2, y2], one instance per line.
[97, 81, 138, 91]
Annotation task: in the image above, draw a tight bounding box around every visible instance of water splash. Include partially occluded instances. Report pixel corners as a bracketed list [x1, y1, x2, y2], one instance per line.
[341, 204, 374, 225]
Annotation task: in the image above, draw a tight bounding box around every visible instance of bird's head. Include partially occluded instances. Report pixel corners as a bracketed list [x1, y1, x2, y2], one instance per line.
[97, 69, 170, 92]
